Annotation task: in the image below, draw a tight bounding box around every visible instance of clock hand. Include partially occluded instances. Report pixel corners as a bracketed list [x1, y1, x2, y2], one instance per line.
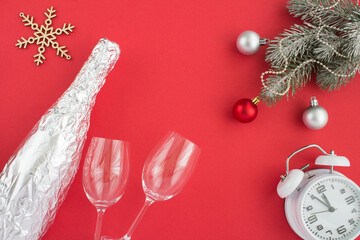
[321, 193, 331, 206]
[311, 195, 331, 208]
[321, 193, 332, 207]
[321, 193, 336, 212]
[311, 209, 330, 215]
[311, 208, 337, 215]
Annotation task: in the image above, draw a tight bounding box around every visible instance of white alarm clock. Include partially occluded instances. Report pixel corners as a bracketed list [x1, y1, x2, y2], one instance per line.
[277, 144, 360, 240]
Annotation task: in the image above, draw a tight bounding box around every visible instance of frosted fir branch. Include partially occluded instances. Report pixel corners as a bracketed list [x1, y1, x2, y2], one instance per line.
[260, 61, 315, 106]
[342, 21, 360, 59]
[288, 0, 360, 46]
[260, 0, 360, 106]
[265, 24, 341, 67]
[266, 24, 317, 67]
[316, 58, 359, 90]
[288, 0, 359, 24]
[290, 61, 316, 93]
[259, 74, 287, 106]
[313, 31, 344, 62]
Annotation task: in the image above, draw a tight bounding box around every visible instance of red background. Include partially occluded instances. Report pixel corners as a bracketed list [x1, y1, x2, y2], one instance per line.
[1, 0, 360, 239]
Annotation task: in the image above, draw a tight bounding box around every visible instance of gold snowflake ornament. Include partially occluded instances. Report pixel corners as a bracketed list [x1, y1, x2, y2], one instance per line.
[15, 7, 75, 66]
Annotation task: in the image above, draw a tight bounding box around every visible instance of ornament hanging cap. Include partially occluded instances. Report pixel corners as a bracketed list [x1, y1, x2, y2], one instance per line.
[310, 96, 318, 107]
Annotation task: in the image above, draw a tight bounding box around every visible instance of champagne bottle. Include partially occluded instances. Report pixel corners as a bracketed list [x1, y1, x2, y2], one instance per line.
[0, 38, 120, 240]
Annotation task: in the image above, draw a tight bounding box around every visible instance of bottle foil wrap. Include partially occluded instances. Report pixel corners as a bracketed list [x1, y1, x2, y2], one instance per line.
[0, 38, 120, 239]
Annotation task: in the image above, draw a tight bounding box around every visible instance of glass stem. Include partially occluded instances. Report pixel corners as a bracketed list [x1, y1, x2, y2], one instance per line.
[123, 198, 154, 239]
[94, 208, 106, 240]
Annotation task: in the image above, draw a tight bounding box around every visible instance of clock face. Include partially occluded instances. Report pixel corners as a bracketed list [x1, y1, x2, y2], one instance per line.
[301, 176, 360, 240]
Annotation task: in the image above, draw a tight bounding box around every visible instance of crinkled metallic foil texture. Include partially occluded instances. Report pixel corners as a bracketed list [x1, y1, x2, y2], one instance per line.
[0, 38, 120, 240]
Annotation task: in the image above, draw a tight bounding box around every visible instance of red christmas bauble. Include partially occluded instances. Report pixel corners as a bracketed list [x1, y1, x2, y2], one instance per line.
[233, 98, 258, 123]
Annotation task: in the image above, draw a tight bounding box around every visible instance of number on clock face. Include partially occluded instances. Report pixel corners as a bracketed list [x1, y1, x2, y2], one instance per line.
[301, 177, 360, 239]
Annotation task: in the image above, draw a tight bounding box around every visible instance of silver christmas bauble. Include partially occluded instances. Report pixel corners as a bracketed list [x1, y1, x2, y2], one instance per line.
[236, 31, 260, 55]
[302, 97, 328, 130]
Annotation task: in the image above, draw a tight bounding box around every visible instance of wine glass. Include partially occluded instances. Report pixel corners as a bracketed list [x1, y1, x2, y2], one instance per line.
[83, 137, 130, 240]
[102, 131, 200, 240]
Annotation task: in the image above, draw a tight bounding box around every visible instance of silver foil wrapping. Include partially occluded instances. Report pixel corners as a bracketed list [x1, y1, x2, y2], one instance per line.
[0, 38, 120, 240]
